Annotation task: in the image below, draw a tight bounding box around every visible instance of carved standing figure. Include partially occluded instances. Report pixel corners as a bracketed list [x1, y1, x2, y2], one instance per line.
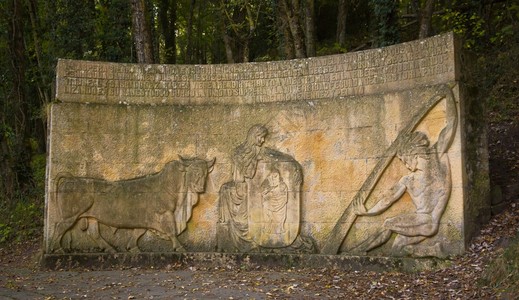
[261, 170, 288, 234]
[351, 92, 457, 256]
[218, 124, 268, 251]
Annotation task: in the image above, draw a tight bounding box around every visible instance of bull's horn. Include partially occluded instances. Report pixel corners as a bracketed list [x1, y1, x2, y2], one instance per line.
[207, 157, 216, 172]
[178, 154, 190, 167]
[178, 154, 191, 161]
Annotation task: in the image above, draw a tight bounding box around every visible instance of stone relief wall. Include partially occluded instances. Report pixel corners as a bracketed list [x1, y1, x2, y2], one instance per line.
[45, 33, 489, 259]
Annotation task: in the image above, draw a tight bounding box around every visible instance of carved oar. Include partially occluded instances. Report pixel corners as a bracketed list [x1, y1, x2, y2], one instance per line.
[321, 86, 454, 254]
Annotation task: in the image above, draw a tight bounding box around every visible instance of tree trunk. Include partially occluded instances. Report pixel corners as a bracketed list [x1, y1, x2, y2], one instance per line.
[26, 0, 49, 151]
[419, 0, 435, 39]
[219, 2, 235, 64]
[0, 131, 17, 204]
[280, 0, 306, 58]
[148, 0, 160, 62]
[283, 24, 295, 59]
[219, 0, 254, 63]
[222, 32, 235, 64]
[304, 0, 316, 57]
[288, 0, 306, 58]
[159, 0, 177, 64]
[277, 2, 295, 59]
[336, 0, 348, 47]
[27, 0, 50, 105]
[3, 0, 29, 203]
[185, 0, 196, 63]
[131, 0, 154, 63]
[196, 0, 206, 63]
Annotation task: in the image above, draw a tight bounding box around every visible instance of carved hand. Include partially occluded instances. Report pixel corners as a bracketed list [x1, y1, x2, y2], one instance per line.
[352, 195, 368, 216]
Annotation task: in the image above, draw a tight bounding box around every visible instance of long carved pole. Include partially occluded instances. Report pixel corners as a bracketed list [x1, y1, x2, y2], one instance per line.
[321, 84, 457, 255]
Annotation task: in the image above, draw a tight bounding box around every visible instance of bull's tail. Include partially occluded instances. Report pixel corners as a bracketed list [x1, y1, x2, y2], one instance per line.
[54, 172, 74, 193]
[53, 173, 74, 216]
[50, 173, 95, 252]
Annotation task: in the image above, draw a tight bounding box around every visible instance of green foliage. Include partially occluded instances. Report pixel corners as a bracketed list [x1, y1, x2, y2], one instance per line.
[317, 43, 348, 56]
[0, 124, 15, 147]
[0, 223, 13, 243]
[0, 199, 43, 245]
[437, 0, 519, 52]
[468, 24, 519, 123]
[488, 3, 519, 46]
[30, 153, 47, 195]
[481, 232, 519, 297]
[54, 0, 97, 59]
[370, 0, 400, 47]
[174, 0, 227, 64]
[0, 153, 45, 245]
[94, 0, 133, 62]
[440, 8, 485, 50]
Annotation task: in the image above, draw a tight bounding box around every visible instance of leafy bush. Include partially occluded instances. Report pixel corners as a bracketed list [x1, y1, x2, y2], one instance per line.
[0, 153, 45, 245]
[482, 232, 519, 297]
[467, 22, 519, 123]
[0, 197, 43, 244]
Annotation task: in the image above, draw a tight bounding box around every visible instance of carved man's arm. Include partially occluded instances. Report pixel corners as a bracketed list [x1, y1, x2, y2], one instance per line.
[354, 179, 407, 216]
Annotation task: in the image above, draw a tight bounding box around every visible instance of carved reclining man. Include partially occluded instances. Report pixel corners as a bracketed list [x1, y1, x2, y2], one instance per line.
[352, 130, 451, 256]
[351, 88, 457, 257]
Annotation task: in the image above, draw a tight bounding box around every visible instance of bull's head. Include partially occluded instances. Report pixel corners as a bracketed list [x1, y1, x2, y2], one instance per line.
[179, 155, 215, 193]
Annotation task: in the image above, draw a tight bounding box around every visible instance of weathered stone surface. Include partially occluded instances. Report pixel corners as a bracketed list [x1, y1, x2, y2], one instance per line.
[44, 33, 489, 263]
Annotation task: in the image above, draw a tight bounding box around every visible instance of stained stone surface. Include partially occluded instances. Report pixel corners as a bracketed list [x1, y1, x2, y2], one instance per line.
[44, 33, 489, 261]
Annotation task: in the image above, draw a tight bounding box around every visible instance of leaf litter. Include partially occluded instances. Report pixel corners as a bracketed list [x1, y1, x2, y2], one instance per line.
[0, 203, 516, 300]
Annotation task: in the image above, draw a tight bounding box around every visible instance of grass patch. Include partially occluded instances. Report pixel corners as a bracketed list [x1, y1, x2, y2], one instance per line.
[481, 232, 519, 297]
[0, 197, 43, 244]
[0, 153, 45, 245]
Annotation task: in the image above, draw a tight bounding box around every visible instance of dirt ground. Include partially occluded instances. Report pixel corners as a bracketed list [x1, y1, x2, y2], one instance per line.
[1, 201, 517, 299]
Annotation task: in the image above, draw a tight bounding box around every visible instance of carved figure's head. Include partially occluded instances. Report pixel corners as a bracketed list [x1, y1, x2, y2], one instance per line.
[397, 131, 430, 171]
[267, 170, 281, 186]
[246, 124, 268, 147]
[179, 156, 215, 193]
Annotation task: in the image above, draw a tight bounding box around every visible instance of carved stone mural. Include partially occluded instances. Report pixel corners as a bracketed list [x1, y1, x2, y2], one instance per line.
[44, 33, 490, 264]
[49, 157, 214, 253]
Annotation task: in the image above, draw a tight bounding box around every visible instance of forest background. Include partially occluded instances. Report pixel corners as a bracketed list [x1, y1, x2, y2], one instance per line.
[0, 0, 517, 261]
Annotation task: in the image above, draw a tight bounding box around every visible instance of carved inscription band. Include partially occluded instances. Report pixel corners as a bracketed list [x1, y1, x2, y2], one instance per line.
[56, 33, 456, 105]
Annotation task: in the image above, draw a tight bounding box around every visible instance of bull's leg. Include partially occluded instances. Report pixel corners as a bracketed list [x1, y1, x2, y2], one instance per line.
[157, 211, 186, 252]
[50, 217, 79, 253]
[84, 218, 117, 253]
[169, 235, 186, 252]
[126, 229, 146, 253]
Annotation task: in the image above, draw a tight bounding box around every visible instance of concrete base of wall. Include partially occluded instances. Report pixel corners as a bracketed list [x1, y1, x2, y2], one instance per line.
[41, 252, 451, 272]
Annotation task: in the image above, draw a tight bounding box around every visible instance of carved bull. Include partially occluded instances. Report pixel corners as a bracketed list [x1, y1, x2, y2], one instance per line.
[50, 156, 215, 253]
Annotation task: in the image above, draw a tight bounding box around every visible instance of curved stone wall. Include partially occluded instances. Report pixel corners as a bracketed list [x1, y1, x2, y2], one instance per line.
[45, 33, 489, 263]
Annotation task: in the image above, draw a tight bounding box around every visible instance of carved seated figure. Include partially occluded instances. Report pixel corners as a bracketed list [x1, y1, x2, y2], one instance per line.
[352, 130, 451, 257]
[217, 124, 314, 253]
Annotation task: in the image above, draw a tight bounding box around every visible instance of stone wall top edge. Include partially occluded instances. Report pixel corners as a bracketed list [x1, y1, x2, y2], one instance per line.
[57, 33, 455, 70]
[56, 32, 458, 105]
[58, 32, 455, 69]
